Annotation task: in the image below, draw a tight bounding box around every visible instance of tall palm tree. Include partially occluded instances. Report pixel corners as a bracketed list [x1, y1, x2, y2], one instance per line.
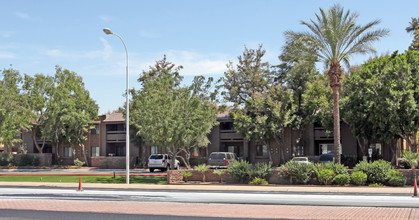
[285, 4, 389, 163]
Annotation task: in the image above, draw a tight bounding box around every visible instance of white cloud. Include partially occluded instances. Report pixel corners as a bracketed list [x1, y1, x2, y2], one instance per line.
[0, 51, 16, 59]
[1, 31, 15, 38]
[15, 12, 31, 20]
[99, 16, 112, 22]
[44, 49, 62, 57]
[99, 37, 112, 60]
[164, 50, 229, 75]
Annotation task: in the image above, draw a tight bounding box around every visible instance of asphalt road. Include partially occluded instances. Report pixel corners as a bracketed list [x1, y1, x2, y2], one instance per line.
[1, 187, 418, 208]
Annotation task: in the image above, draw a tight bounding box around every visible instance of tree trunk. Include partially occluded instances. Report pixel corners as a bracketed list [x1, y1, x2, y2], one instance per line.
[332, 86, 341, 163]
[32, 128, 45, 154]
[81, 143, 89, 167]
[328, 63, 343, 164]
[356, 138, 366, 157]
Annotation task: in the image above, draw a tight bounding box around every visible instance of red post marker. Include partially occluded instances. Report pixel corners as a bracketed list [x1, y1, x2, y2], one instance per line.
[77, 177, 83, 191]
[414, 178, 417, 197]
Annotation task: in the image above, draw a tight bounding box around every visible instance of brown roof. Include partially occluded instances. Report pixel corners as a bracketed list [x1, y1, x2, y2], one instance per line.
[104, 112, 125, 122]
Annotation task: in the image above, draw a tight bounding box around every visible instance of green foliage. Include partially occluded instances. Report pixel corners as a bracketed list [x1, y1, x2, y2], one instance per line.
[301, 75, 334, 133]
[130, 57, 218, 169]
[399, 151, 419, 171]
[406, 17, 419, 51]
[317, 169, 335, 185]
[249, 177, 269, 185]
[213, 170, 226, 176]
[194, 164, 210, 182]
[387, 170, 406, 187]
[74, 158, 85, 168]
[0, 68, 32, 150]
[18, 154, 40, 166]
[227, 160, 253, 183]
[279, 161, 315, 184]
[285, 4, 389, 70]
[333, 174, 350, 186]
[354, 160, 393, 184]
[219, 45, 273, 105]
[351, 171, 368, 186]
[0, 153, 13, 166]
[252, 162, 275, 181]
[315, 162, 348, 176]
[368, 183, 385, 187]
[342, 51, 419, 151]
[182, 171, 193, 182]
[286, 4, 389, 163]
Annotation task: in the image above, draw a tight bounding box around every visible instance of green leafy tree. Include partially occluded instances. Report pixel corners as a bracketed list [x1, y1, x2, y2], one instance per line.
[219, 45, 273, 106]
[232, 86, 294, 163]
[22, 73, 54, 153]
[0, 68, 31, 152]
[42, 66, 98, 164]
[130, 58, 218, 169]
[406, 17, 419, 51]
[285, 4, 389, 163]
[342, 51, 419, 155]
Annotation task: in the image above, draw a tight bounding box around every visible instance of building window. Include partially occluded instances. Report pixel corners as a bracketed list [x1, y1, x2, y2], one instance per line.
[256, 145, 268, 157]
[91, 125, 100, 134]
[91, 146, 100, 157]
[151, 146, 158, 154]
[320, 144, 334, 154]
[64, 147, 73, 157]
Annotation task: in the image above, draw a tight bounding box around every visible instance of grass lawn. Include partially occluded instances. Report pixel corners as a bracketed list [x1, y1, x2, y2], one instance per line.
[0, 175, 167, 184]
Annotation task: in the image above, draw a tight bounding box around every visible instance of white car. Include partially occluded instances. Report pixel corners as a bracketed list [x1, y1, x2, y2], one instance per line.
[291, 157, 311, 164]
[147, 154, 180, 172]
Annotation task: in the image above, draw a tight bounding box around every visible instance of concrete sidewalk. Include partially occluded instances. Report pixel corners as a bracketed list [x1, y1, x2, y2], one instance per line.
[0, 181, 414, 195]
[0, 168, 415, 195]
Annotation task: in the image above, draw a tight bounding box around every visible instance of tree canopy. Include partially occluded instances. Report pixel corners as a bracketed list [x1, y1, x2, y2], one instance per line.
[342, 51, 419, 153]
[406, 17, 419, 51]
[285, 4, 389, 163]
[130, 58, 218, 169]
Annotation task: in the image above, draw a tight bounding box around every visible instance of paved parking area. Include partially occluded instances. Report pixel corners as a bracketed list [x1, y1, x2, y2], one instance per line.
[1, 198, 418, 219]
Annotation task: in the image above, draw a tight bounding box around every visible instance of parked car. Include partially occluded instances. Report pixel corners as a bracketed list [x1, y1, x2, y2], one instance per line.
[147, 154, 180, 172]
[207, 152, 238, 168]
[291, 157, 310, 164]
[319, 153, 334, 163]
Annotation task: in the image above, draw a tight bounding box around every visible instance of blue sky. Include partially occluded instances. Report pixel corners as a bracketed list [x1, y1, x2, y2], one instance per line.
[1, 0, 417, 114]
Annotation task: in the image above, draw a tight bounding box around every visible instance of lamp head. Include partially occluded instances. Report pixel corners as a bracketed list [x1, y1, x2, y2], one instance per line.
[103, 28, 113, 35]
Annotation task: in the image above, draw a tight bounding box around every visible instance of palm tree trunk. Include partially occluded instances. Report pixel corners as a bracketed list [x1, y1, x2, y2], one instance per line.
[332, 85, 341, 164]
[328, 63, 343, 164]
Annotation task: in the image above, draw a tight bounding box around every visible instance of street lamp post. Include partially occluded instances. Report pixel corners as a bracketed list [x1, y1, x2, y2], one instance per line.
[103, 28, 130, 184]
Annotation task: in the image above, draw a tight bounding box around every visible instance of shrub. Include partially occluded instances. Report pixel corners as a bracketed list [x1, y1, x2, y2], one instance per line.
[333, 174, 350, 186]
[351, 171, 367, 186]
[18, 154, 40, 166]
[317, 169, 335, 185]
[194, 164, 210, 182]
[279, 161, 315, 184]
[74, 158, 85, 168]
[369, 183, 385, 187]
[213, 169, 227, 183]
[252, 162, 275, 180]
[182, 171, 193, 182]
[227, 160, 252, 183]
[314, 162, 348, 177]
[387, 170, 406, 187]
[0, 153, 13, 166]
[249, 177, 269, 185]
[354, 160, 393, 184]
